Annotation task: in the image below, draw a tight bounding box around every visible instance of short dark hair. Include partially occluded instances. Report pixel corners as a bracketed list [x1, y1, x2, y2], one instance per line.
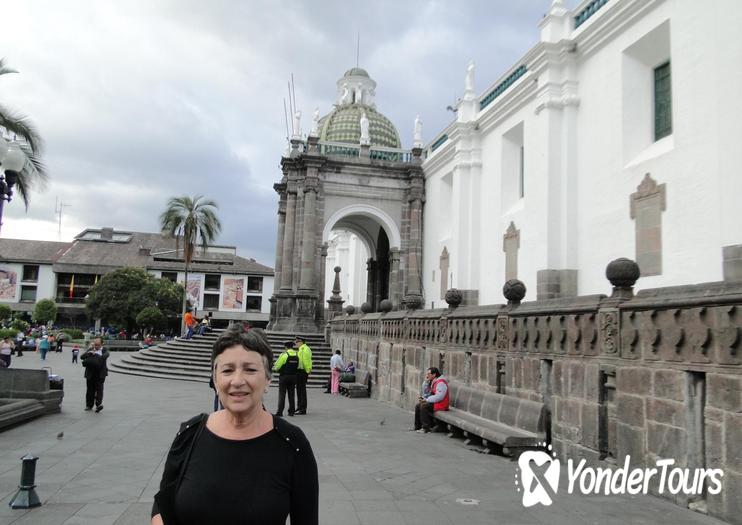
[284, 340, 294, 349]
[427, 367, 441, 378]
[334, 350, 341, 355]
[295, 336, 305, 343]
[212, 326, 273, 379]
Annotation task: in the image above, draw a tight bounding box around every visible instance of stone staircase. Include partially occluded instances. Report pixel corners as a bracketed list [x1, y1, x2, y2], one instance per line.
[108, 330, 331, 388]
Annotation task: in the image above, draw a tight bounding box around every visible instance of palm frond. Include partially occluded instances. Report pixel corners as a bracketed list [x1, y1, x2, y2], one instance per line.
[0, 104, 44, 154]
[10, 144, 49, 210]
[0, 58, 18, 77]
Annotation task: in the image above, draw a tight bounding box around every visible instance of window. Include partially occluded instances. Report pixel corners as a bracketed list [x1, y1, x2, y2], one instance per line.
[203, 293, 220, 310]
[247, 276, 263, 292]
[246, 296, 262, 311]
[55, 273, 99, 303]
[22, 265, 39, 282]
[161, 271, 177, 282]
[501, 122, 525, 209]
[654, 61, 672, 141]
[204, 274, 221, 291]
[20, 285, 37, 302]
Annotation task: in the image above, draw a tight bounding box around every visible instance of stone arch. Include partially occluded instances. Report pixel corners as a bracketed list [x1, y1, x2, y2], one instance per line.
[323, 204, 401, 250]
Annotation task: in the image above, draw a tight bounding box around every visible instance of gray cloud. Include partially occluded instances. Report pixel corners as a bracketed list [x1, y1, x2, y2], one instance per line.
[2, 0, 575, 267]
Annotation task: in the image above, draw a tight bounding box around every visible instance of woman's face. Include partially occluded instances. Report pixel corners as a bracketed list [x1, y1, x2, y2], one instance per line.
[213, 345, 270, 416]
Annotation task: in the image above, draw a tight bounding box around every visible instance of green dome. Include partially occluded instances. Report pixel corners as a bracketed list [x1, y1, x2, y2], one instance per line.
[319, 105, 401, 148]
[344, 67, 369, 78]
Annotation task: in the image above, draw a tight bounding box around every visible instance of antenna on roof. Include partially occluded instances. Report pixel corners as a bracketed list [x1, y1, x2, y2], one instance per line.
[290, 73, 297, 116]
[287, 80, 295, 135]
[356, 32, 360, 67]
[54, 197, 71, 240]
[283, 98, 290, 141]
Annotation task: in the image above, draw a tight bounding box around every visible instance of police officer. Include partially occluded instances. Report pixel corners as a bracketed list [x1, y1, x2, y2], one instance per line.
[273, 340, 300, 417]
[294, 336, 312, 415]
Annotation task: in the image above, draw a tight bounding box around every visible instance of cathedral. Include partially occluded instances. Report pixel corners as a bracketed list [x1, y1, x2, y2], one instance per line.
[270, 0, 742, 329]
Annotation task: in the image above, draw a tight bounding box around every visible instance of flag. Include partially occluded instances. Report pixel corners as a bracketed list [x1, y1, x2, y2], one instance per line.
[69, 275, 75, 298]
[94, 275, 98, 285]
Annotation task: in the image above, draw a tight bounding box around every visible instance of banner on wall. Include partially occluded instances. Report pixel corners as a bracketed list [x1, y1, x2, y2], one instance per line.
[0, 268, 17, 300]
[222, 278, 244, 310]
[186, 276, 201, 310]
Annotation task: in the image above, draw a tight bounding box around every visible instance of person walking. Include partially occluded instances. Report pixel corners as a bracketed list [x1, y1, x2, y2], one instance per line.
[81, 337, 110, 412]
[330, 350, 345, 395]
[37, 335, 50, 361]
[0, 337, 13, 367]
[294, 336, 312, 415]
[273, 340, 300, 417]
[71, 345, 80, 364]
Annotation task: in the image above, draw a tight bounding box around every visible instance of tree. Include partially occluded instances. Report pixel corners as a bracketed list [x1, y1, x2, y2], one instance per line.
[0, 304, 11, 323]
[85, 267, 184, 334]
[136, 306, 165, 335]
[32, 298, 57, 324]
[0, 58, 48, 209]
[159, 195, 222, 330]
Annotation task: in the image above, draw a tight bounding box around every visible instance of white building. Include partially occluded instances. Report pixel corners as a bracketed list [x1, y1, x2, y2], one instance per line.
[0, 227, 274, 326]
[422, 0, 742, 307]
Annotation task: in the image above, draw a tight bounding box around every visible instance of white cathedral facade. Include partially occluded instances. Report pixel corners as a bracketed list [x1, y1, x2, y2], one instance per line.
[325, 0, 742, 310]
[423, 0, 742, 307]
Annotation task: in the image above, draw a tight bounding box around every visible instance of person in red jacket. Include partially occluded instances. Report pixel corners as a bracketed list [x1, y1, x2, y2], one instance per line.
[412, 367, 449, 433]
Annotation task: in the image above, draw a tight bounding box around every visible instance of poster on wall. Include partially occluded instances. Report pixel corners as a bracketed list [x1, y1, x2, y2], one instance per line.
[186, 276, 201, 310]
[0, 268, 17, 301]
[222, 278, 244, 310]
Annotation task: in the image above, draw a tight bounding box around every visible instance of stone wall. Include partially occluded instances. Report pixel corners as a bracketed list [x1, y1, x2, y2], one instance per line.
[329, 262, 741, 523]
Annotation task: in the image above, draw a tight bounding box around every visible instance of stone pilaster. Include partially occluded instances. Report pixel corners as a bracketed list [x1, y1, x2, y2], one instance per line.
[298, 186, 317, 291]
[366, 258, 377, 307]
[403, 186, 424, 309]
[272, 184, 286, 289]
[389, 248, 402, 309]
[280, 191, 297, 291]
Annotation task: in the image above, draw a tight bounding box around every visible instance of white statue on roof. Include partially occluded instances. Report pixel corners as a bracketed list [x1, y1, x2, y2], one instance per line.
[292, 110, 302, 139]
[339, 82, 352, 105]
[359, 111, 370, 145]
[413, 115, 423, 148]
[465, 60, 475, 93]
[310, 107, 320, 137]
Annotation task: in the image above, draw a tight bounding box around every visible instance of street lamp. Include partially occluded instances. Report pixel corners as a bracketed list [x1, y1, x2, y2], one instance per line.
[0, 135, 27, 234]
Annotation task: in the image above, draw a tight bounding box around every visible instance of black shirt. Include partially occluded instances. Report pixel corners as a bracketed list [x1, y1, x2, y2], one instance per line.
[174, 422, 318, 525]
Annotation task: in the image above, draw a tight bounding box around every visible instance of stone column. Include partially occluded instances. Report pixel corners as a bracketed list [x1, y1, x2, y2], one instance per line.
[280, 191, 297, 291]
[404, 192, 424, 309]
[298, 186, 317, 291]
[272, 188, 286, 289]
[366, 258, 377, 308]
[389, 248, 401, 308]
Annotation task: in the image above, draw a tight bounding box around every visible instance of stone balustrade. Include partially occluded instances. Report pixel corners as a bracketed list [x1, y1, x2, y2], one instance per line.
[328, 259, 741, 522]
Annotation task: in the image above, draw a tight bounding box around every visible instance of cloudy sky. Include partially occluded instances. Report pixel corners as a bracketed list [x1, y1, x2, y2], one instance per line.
[1, 0, 575, 266]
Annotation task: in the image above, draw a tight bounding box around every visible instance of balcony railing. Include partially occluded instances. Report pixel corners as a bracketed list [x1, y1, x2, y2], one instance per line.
[316, 141, 414, 163]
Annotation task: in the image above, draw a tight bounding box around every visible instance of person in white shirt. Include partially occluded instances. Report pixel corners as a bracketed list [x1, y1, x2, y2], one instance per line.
[329, 350, 346, 395]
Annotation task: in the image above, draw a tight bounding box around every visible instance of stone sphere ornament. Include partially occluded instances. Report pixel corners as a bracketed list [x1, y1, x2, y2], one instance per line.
[444, 288, 463, 309]
[379, 299, 393, 313]
[345, 305, 356, 315]
[334, 266, 342, 273]
[360, 302, 373, 314]
[404, 295, 424, 310]
[503, 279, 526, 305]
[606, 258, 640, 288]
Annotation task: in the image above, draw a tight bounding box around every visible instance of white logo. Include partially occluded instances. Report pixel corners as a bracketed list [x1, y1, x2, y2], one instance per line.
[515, 447, 724, 507]
[515, 443, 560, 507]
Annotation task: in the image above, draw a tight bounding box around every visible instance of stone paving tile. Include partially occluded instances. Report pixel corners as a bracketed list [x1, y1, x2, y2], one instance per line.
[0, 351, 733, 525]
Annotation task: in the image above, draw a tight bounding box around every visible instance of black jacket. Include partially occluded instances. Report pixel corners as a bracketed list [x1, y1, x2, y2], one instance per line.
[151, 413, 316, 524]
[81, 348, 110, 379]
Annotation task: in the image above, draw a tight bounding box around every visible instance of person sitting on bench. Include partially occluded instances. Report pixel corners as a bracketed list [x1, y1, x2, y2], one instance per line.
[411, 367, 449, 433]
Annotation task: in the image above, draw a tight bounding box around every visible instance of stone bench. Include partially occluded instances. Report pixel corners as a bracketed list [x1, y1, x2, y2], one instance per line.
[433, 381, 547, 456]
[0, 369, 64, 415]
[0, 399, 46, 430]
[339, 370, 371, 398]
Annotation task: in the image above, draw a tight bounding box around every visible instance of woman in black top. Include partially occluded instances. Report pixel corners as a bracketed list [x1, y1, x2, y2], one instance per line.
[151, 327, 319, 525]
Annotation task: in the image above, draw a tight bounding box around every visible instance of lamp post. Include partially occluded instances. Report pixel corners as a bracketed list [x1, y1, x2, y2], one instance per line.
[0, 136, 27, 235]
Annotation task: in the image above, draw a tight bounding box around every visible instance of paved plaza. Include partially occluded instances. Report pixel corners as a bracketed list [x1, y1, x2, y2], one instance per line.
[0, 351, 730, 525]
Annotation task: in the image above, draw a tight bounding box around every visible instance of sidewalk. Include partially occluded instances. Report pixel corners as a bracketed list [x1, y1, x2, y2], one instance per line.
[0, 351, 729, 524]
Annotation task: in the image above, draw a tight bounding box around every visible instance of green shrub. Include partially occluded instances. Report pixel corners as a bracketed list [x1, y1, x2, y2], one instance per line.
[32, 299, 57, 324]
[61, 328, 84, 340]
[10, 318, 29, 332]
[0, 328, 18, 340]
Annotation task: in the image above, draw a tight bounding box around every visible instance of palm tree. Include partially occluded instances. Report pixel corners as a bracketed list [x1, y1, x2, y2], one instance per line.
[159, 195, 222, 334]
[0, 58, 48, 209]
